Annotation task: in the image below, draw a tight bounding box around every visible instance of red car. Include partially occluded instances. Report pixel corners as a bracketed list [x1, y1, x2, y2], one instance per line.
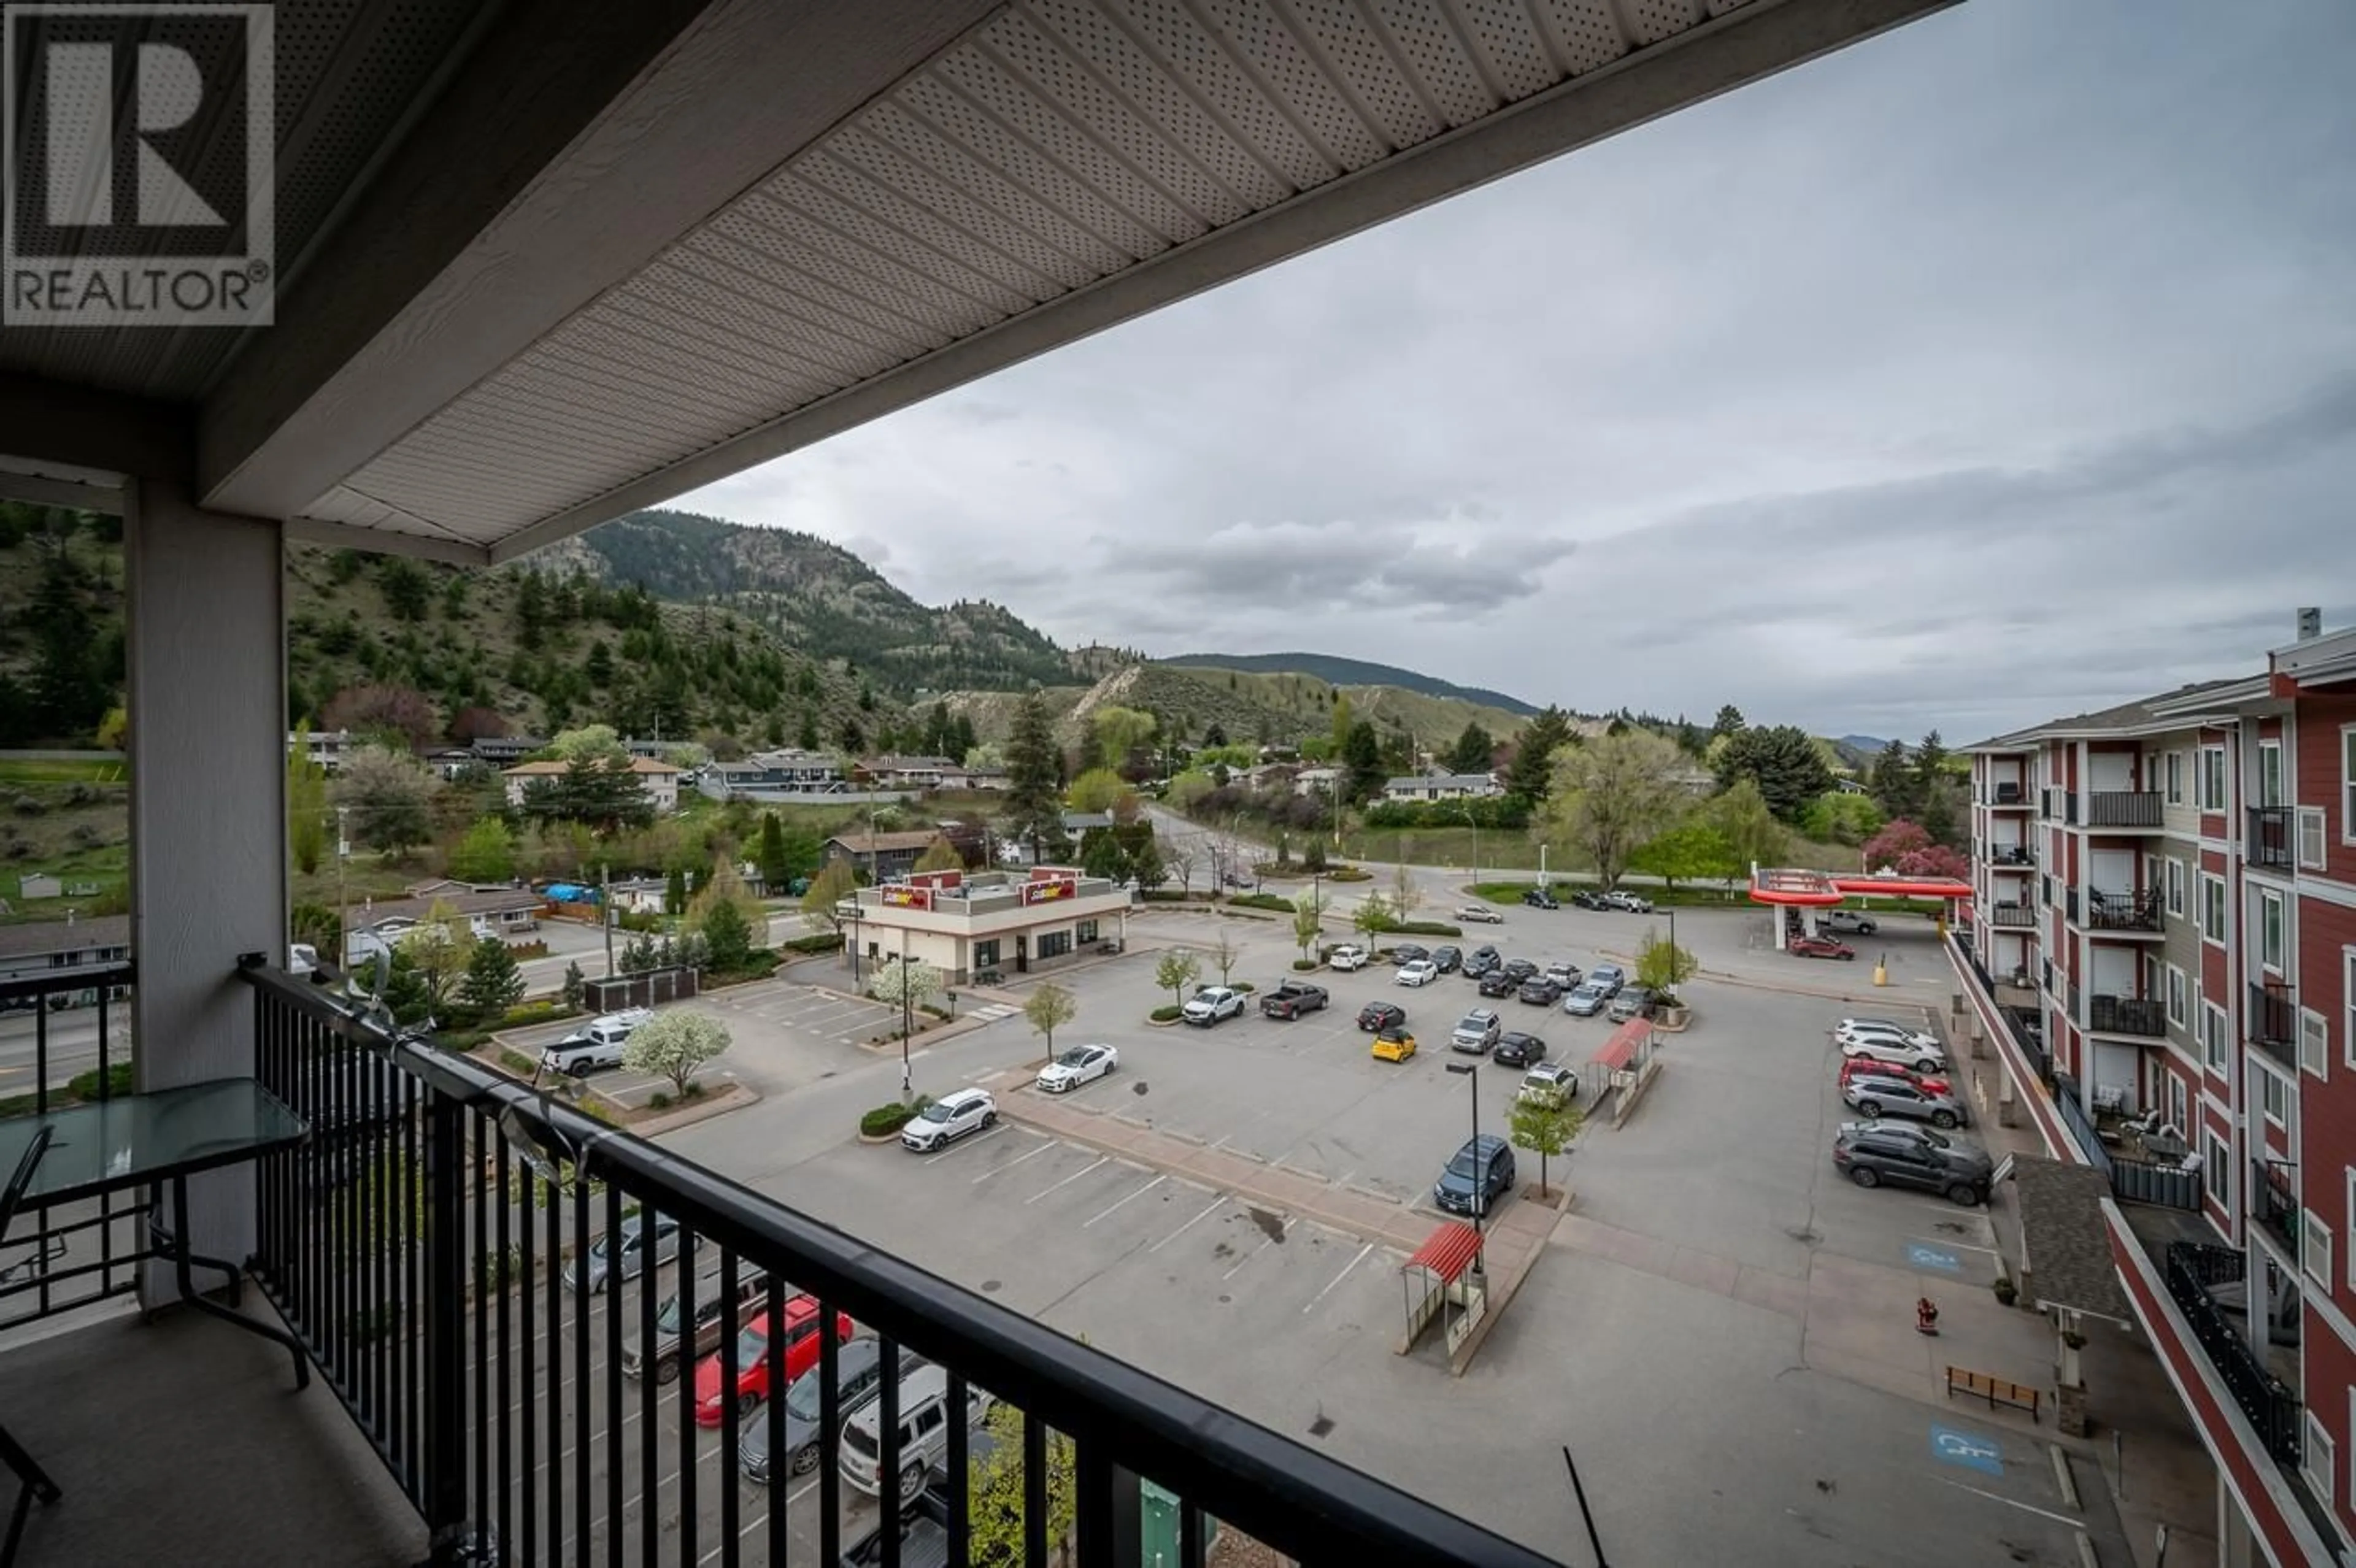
[1790, 935, 1857, 961]
[693, 1295, 858, 1427]
[1839, 1056, 1952, 1098]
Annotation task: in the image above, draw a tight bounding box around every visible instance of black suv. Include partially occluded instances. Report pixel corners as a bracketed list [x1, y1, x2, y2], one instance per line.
[1521, 888, 1559, 910]
[1501, 958, 1539, 984]
[1388, 943, 1430, 966]
[1462, 946, 1501, 978]
[1571, 890, 1607, 910]
[1493, 1031, 1548, 1067]
[1477, 969, 1517, 998]
[1832, 1122, 1993, 1207]
[1357, 1001, 1407, 1032]
[1516, 977, 1562, 1007]
[1434, 1135, 1515, 1218]
[1429, 945, 1463, 974]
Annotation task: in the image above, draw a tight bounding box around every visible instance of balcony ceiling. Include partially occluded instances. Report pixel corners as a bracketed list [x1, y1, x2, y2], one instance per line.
[0, 0, 1953, 563]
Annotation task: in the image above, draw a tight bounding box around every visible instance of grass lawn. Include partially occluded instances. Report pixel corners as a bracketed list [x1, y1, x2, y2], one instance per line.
[1342, 826, 1861, 876]
[0, 758, 127, 785]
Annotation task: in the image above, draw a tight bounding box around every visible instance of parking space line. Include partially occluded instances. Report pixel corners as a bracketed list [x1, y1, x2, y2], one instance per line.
[1026, 1156, 1110, 1204]
[971, 1140, 1056, 1184]
[1082, 1174, 1166, 1228]
[1149, 1196, 1226, 1252]
[927, 1126, 1004, 1165]
[1222, 1216, 1298, 1280]
[1303, 1242, 1374, 1313]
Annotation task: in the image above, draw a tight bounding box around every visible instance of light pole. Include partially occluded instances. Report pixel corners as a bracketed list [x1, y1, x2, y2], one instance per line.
[335, 806, 350, 967]
[898, 925, 914, 1098]
[1539, 842, 1549, 890]
[1445, 1061, 1485, 1262]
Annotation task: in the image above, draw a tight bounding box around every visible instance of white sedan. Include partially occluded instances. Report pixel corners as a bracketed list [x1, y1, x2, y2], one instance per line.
[1036, 1043, 1118, 1093]
[1395, 959, 1439, 987]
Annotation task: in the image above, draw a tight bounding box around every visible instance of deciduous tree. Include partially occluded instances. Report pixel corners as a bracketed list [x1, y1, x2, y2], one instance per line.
[398, 900, 472, 1014]
[1634, 926, 1699, 999]
[1541, 729, 1686, 891]
[913, 834, 964, 874]
[1509, 1097, 1582, 1200]
[1800, 791, 1885, 847]
[1023, 981, 1078, 1055]
[1352, 891, 1397, 941]
[1066, 767, 1133, 816]
[334, 745, 440, 855]
[622, 1011, 732, 1097]
[1089, 705, 1158, 777]
[1704, 778, 1788, 875]
[1207, 929, 1239, 986]
[1627, 818, 1737, 895]
[322, 682, 442, 752]
[800, 860, 857, 940]
[1293, 891, 1325, 960]
[448, 816, 516, 883]
[1154, 948, 1201, 1009]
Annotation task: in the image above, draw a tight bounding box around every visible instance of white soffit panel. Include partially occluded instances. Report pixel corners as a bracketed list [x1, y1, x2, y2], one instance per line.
[309, 0, 1918, 555]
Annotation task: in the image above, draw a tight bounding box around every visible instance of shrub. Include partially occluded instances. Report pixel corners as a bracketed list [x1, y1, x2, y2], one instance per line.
[1226, 893, 1293, 913]
[497, 1048, 538, 1077]
[1325, 866, 1372, 882]
[649, 1091, 671, 1111]
[860, 1101, 926, 1137]
[1390, 920, 1464, 937]
[1292, 959, 1318, 971]
[783, 932, 839, 955]
[1141, 888, 1199, 903]
[1149, 1004, 1182, 1023]
[64, 1062, 133, 1102]
[1232, 981, 1255, 993]
[499, 1000, 568, 1029]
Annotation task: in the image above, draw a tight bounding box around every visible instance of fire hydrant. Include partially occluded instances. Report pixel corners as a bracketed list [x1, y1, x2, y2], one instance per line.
[1916, 1296, 1941, 1336]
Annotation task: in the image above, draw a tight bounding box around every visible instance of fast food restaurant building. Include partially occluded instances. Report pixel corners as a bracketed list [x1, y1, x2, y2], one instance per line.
[840, 867, 1133, 984]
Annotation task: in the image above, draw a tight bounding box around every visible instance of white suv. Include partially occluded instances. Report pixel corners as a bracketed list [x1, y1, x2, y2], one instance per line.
[1838, 1030, 1945, 1075]
[1328, 945, 1369, 971]
[541, 1008, 655, 1076]
[900, 1088, 996, 1152]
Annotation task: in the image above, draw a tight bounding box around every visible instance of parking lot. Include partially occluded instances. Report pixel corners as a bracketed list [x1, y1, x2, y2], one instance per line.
[629, 903, 2135, 1566]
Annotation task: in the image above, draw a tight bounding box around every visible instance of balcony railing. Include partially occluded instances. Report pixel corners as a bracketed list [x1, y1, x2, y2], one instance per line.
[1987, 782, 2026, 807]
[2164, 1243, 2301, 1464]
[1988, 902, 2035, 928]
[2084, 791, 2164, 829]
[2088, 994, 2167, 1039]
[1990, 844, 2036, 867]
[2248, 807, 2295, 871]
[2044, 790, 2076, 824]
[2253, 1162, 2301, 1261]
[239, 965, 1547, 1568]
[2250, 979, 2299, 1072]
[0, 963, 151, 1331]
[2080, 888, 2163, 933]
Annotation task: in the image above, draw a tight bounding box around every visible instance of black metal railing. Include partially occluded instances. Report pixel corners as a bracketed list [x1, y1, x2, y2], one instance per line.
[1991, 844, 2036, 867]
[1989, 903, 2035, 928]
[2164, 1242, 2301, 1465]
[2052, 1074, 2111, 1175]
[2065, 889, 2080, 925]
[1989, 782, 2025, 806]
[0, 963, 151, 1329]
[2247, 807, 2295, 870]
[2253, 1162, 2301, 1259]
[2089, 994, 2167, 1039]
[2082, 888, 2163, 932]
[2085, 791, 2165, 829]
[2066, 978, 2084, 1025]
[2250, 980, 2299, 1072]
[2011, 1008, 2052, 1087]
[2045, 790, 2077, 824]
[241, 966, 1549, 1568]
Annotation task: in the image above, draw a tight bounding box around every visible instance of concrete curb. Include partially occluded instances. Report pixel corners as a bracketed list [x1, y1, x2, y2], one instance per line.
[630, 1082, 760, 1136]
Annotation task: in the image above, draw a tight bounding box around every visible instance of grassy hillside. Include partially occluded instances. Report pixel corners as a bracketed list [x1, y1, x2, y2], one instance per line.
[1164, 650, 1538, 716]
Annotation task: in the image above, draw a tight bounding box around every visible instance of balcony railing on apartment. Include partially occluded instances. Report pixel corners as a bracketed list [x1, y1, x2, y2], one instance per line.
[237, 964, 1549, 1568]
[2044, 790, 2076, 824]
[2253, 1162, 2301, 1261]
[2165, 1243, 2301, 1466]
[2084, 791, 2164, 829]
[1988, 902, 2035, 929]
[0, 963, 150, 1331]
[1990, 844, 2036, 867]
[2250, 980, 2299, 1073]
[1987, 782, 2026, 807]
[2248, 807, 2296, 871]
[2077, 888, 2163, 933]
[2088, 994, 2168, 1039]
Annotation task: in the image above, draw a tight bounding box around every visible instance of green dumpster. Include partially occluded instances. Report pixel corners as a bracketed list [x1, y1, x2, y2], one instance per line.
[1141, 1480, 1216, 1564]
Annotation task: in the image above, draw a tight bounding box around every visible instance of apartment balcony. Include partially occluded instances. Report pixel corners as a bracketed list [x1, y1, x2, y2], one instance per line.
[2069, 887, 2163, 936]
[2088, 994, 2168, 1040]
[1987, 902, 2036, 929]
[2044, 789, 2076, 824]
[2247, 807, 2295, 872]
[1984, 782, 2030, 809]
[0, 967, 1545, 1568]
[2161, 1243, 2301, 1465]
[2252, 1162, 2301, 1262]
[2250, 980, 2300, 1074]
[2084, 791, 2165, 830]
[1988, 844, 2037, 868]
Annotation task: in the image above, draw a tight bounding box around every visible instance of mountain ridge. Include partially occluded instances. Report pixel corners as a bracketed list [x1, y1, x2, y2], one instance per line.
[1163, 650, 1538, 716]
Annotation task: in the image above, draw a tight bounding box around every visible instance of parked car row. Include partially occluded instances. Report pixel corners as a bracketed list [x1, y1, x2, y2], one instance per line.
[1824, 1015, 1988, 1207]
[1520, 886, 1654, 913]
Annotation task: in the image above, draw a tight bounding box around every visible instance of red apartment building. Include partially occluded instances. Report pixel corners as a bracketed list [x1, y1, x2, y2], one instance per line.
[1955, 613, 2356, 1566]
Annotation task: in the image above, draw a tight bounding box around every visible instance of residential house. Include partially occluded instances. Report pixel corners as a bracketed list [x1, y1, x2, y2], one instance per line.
[501, 755, 682, 813]
[824, 829, 947, 883]
[1380, 771, 1501, 802]
[0, 914, 133, 1004]
[965, 766, 1011, 791]
[469, 736, 545, 766]
[286, 729, 357, 772]
[350, 887, 545, 937]
[1060, 811, 1115, 836]
[857, 755, 960, 791]
[1293, 766, 1342, 798]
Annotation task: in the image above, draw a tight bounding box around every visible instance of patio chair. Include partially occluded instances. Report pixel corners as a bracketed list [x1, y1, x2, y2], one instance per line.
[0, 1124, 60, 1566]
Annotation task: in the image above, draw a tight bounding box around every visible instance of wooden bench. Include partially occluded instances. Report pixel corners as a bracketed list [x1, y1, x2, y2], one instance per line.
[1946, 1366, 2041, 1423]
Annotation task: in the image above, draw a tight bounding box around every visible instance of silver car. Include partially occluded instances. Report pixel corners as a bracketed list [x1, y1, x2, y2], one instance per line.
[564, 1210, 682, 1293]
[1842, 1072, 1969, 1131]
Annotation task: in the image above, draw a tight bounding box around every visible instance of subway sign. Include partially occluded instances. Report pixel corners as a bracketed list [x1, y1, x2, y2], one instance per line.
[880, 885, 934, 911]
[1021, 878, 1076, 907]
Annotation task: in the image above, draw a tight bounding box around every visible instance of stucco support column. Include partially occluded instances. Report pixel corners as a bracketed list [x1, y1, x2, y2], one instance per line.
[125, 478, 285, 1302]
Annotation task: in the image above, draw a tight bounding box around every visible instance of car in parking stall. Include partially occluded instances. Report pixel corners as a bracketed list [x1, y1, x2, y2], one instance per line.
[1570, 890, 1607, 910]
[692, 1294, 859, 1427]
[1790, 934, 1857, 961]
[1462, 946, 1502, 978]
[1842, 1071, 1969, 1129]
[1562, 980, 1611, 1017]
[741, 1335, 890, 1484]
[1833, 1121, 1992, 1206]
[1838, 1056, 1951, 1097]
[623, 1262, 774, 1383]
[564, 1210, 681, 1293]
[1328, 945, 1371, 971]
[1395, 958, 1440, 987]
[1455, 904, 1505, 924]
[1434, 1134, 1515, 1217]
[1607, 985, 1655, 1023]
[1258, 982, 1328, 1020]
[1450, 1009, 1502, 1053]
[1035, 1043, 1118, 1093]
[899, 1088, 997, 1151]
[539, 1007, 656, 1077]
[1544, 961, 1582, 990]
[1586, 964, 1626, 996]
[1429, 945, 1463, 974]
[1517, 976, 1562, 1007]
[1357, 1001, 1406, 1032]
[1521, 887, 1559, 910]
[1516, 1062, 1577, 1108]
[1834, 1017, 1938, 1051]
[1182, 986, 1247, 1025]
[1388, 943, 1431, 966]
[1493, 1031, 1549, 1068]
[1501, 958, 1539, 984]
[1371, 1025, 1419, 1063]
[1601, 890, 1654, 913]
[1477, 969, 1518, 998]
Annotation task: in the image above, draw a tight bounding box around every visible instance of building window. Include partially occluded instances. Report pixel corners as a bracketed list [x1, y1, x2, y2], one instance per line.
[2344, 725, 2356, 844]
[1036, 930, 1072, 961]
[2199, 874, 2227, 945]
[2301, 807, 2328, 869]
[2168, 1072, 2188, 1135]
[2259, 741, 2284, 809]
[2202, 999, 2229, 1074]
[2302, 1010, 2330, 1081]
[2206, 1134, 2231, 1211]
[2198, 746, 2227, 812]
[2349, 1170, 2356, 1296]
[2346, 948, 2356, 1072]
[2260, 1067, 2290, 1128]
[2166, 965, 2189, 1028]
[972, 940, 1000, 970]
[2303, 1209, 2333, 1292]
[2165, 751, 2184, 805]
[2260, 889, 2285, 974]
[2165, 858, 2185, 917]
[2312, 1411, 2339, 1512]
[1076, 920, 1099, 944]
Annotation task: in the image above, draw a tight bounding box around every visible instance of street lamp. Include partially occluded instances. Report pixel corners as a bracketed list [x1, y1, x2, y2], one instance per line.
[898, 925, 914, 1098]
[1444, 1061, 1485, 1257]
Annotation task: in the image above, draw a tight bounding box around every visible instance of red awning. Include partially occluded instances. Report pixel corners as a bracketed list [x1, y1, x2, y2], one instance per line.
[1403, 1221, 1484, 1285]
[1592, 1019, 1651, 1072]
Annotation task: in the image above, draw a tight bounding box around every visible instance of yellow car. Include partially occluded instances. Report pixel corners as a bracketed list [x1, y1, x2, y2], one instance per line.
[1371, 1026, 1418, 1063]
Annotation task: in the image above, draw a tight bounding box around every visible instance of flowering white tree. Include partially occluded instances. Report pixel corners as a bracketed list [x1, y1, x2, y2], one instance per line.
[620, 1011, 732, 1097]
[868, 957, 943, 1032]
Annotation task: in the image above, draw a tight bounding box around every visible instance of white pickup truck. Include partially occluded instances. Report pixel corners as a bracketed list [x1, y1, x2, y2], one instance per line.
[541, 1009, 655, 1077]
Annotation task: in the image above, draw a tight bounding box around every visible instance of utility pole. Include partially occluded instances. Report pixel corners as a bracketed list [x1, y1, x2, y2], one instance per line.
[601, 862, 615, 979]
[335, 806, 350, 967]
[899, 924, 914, 1097]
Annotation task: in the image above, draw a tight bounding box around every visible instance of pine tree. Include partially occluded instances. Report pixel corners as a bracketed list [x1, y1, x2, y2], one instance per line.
[1004, 690, 1063, 853]
[459, 936, 526, 1021]
[1504, 705, 1573, 802]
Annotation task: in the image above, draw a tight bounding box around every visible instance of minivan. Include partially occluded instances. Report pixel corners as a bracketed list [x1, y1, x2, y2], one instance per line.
[840, 1364, 993, 1504]
[620, 1263, 773, 1383]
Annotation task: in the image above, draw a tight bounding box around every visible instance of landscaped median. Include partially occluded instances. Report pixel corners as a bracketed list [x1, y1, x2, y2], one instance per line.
[858, 1098, 930, 1142]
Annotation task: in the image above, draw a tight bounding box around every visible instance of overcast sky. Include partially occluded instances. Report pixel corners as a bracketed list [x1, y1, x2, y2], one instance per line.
[674, 0, 2356, 744]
